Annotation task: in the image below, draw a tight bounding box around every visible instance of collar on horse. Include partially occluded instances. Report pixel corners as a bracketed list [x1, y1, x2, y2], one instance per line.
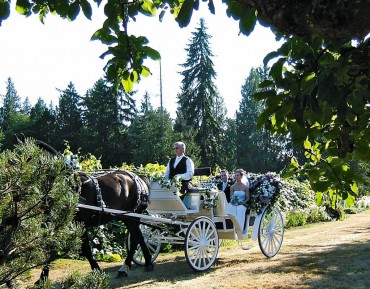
[80, 174, 106, 210]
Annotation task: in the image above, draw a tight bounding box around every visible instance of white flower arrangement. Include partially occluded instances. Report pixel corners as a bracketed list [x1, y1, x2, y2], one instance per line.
[249, 172, 282, 215]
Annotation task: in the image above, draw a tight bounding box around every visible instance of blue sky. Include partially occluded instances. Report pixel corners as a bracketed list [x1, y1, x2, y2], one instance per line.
[0, 1, 282, 118]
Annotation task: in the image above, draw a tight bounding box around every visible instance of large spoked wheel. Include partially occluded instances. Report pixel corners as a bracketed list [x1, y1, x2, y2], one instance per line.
[258, 207, 284, 258]
[126, 224, 161, 266]
[185, 217, 219, 272]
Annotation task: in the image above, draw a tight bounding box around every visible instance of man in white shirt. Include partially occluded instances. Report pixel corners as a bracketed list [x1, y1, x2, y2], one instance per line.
[164, 141, 194, 195]
[216, 169, 233, 202]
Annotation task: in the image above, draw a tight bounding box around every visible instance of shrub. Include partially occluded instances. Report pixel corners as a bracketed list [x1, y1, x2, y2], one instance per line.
[60, 270, 111, 289]
[305, 206, 329, 223]
[0, 140, 83, 287]
[285, 211, 307, 228]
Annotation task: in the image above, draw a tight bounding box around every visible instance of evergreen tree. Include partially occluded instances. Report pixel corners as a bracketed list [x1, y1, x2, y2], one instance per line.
[236, 67, 291, 173]
[176, 18, 222, 167]
[57, 82, 83, 151]
[0, 141, 82, 286]
[81, 78, 137, 167]
[26, 98, 59, 145]
[218, 117, 237, 170]
[21, 97, 32, 115]
[0, 78, 24, 149]
[140, 91, 153, 113]
[127, 108, 176, 165]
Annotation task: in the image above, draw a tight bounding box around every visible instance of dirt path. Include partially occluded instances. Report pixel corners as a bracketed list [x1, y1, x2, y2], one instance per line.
[24, 210, 370, 289]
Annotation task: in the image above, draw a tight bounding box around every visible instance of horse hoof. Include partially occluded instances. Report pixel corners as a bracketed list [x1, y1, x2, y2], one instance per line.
[117, 264, 129, 278]
[145, 264, 154, 272]
[116, 271, 128, 278]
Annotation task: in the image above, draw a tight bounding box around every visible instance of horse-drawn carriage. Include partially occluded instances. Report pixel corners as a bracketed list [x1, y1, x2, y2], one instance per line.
[11, 136, 283, 286]
[79, 167, 285, 272]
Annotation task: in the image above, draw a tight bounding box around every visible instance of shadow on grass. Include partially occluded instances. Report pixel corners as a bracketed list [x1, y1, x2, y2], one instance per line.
[260, 237, 370, 289]
[104, 226, 370, 289]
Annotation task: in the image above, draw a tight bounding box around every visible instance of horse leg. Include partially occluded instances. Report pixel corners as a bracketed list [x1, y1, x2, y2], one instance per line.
[126, 221, 153, 270]
[34, 263, 50, 286]
[117, 221, 154, 277]
[81, 230, 101, 272]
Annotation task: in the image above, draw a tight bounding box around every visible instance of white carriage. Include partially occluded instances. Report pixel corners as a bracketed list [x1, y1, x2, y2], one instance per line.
[126, 168, 285, 272]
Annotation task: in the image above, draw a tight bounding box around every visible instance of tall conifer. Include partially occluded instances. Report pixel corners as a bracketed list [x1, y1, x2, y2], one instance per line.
[176, 18, 223, 166]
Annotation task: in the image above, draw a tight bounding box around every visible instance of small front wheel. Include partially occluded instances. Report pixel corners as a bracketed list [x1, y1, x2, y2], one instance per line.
[185, 217, 219, 272]
[126, 224, 161, 266]
[258, 207, 284, 257]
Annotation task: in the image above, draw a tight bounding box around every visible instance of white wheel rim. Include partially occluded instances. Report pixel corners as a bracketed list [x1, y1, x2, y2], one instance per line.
[185, 217, 219, 271]
[259, 208, 284, 257]
[129, 225, 161, 265]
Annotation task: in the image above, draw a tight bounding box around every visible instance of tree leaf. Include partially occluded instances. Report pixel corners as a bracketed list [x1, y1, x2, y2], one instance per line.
[122, 77, 134, 92]
[258, 79, 274, 88]
[350, 182, 358, 194]
[141, 65, 151, 77]
[68, 0, 80, 21]
[142, 46, 161, 60]
[141, 0, 157, 16]
[208, 0, 215, 14]
[176, 0, 195, 28]
[15, 0, 32, 16]
[80, 0, 92, 20]
[0, 0, 10, 21]
[238, 7, 257, 36]
[253, 90, 276, 101]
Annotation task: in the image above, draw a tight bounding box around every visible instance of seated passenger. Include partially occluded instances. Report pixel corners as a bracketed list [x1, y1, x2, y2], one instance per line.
[229, 169, 250, 232]
[216, 169, 234, 202]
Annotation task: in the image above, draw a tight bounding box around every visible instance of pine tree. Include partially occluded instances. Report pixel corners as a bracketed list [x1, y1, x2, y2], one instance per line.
[140, 91, 153, 113]
[127, 108, 176, 165]
[57, 82, 83, 151]
[236, 67, 291, 173]
[27, 98, 58, 145]
[176, 18, 223, 167]
[0, 78, 24, 148]
[81, 78, 137, 167]
[0, 141, 82, 286]
[21, 97, 32, 115]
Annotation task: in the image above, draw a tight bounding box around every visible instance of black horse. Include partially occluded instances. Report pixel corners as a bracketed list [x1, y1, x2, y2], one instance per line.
[15, 135, 154, 284]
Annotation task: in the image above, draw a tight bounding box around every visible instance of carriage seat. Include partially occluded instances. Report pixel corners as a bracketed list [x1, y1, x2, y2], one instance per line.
[147, 181, 199, 215]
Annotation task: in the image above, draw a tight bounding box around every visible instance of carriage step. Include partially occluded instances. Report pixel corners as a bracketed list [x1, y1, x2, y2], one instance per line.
[215, 219, 234, 230]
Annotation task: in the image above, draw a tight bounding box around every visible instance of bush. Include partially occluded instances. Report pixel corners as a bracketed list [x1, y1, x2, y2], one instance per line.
[285, 211, 307, 228]
[0, 140, 83, 287]
[61, 270, 110, 289]
[305, 206, 329, 223]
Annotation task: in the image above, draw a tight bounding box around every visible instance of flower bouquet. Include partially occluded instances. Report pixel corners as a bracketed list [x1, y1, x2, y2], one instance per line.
[248, 172, 282, 215]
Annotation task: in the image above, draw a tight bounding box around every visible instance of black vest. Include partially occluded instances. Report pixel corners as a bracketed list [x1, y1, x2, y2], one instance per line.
[169, 156, 189, 179]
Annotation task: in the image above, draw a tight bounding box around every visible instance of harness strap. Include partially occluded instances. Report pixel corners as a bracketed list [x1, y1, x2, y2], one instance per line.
[92, 177, 106, 210]
[122, 170, 149, 212]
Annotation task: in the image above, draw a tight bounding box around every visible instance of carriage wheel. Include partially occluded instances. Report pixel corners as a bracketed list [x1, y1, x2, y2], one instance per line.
[258, 207, 284, 258]
[126, 224, 161, 266]
[185, 217, 219, 272]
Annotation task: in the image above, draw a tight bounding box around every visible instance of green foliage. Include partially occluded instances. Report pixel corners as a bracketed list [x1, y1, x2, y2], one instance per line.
[236, 66, 292, 173]
[285, 211, 307, 228]
[0, 140, 83, 286]
[126, 107, 177, 165]
[89, 222, 126, 262]
[262, 37, 369, 207]
[56, 83, 83, 152]
[176, 18, 223, 166]
[60, 270, 110, 289]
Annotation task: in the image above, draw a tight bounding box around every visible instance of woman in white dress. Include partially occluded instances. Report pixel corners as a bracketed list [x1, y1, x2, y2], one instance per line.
[229, 169, 250, 233]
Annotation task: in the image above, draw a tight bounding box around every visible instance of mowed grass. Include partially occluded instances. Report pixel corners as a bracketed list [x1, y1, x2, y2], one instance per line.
[19, 210, 370, 289]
